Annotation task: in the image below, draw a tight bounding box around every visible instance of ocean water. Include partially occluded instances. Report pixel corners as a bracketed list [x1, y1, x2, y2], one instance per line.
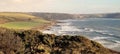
[43, 18, 120, 52]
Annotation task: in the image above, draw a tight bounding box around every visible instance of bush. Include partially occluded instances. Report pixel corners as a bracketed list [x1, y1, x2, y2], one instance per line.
[0, 28, 113, 54]
[0, 28, 24, 54]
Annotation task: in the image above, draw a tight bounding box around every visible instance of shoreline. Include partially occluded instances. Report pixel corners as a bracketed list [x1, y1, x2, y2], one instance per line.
[34, 21, 56, 32]
[39, 20, 120, 53]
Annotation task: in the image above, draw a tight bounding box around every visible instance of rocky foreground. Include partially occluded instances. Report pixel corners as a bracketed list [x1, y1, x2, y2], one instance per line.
[0, 28, 119, 54]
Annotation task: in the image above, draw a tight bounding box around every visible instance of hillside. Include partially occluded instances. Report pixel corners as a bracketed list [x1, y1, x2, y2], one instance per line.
[29, 12, 75, 20]
[0, 28, 118, 54]
[76, 13, 120, 18]
[29, 12, 120, 20]
[0, 12, 51, 30]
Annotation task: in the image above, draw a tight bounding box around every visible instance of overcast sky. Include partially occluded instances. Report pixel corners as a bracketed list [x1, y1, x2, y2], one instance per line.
[0, 0, 120, 14]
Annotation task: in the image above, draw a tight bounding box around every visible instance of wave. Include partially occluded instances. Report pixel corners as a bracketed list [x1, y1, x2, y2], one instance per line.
[95, 40, 109, 44]
[92, 36, 111, 40]
[94, 30, 116, 36]
[82, 28, 108, 33]
[104, 43, 119, 48]
[113, 40, 120, 44]
[93, 39, 120, 50]
[102, 40, 120, 52]
[43, 30, 53, 34]
[59, 25, 81, 32]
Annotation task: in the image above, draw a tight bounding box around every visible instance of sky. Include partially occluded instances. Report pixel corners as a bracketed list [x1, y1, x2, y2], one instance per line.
[0, 0, 120, 14]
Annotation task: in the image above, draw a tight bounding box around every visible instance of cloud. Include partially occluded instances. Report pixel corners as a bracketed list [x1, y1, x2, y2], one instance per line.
[12, 0, 26, 3]
[13, 0, 22, 2]
[0, 0, 119, 13]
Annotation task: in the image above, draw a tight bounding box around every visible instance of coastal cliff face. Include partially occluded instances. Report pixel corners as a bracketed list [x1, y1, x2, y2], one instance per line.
[28, 13, 75, 20]
[29, 12, 120, 20]
[0, 28, 114, 54]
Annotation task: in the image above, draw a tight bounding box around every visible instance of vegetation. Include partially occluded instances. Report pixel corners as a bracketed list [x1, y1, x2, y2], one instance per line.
[0, 28, 116, 54]
[30, 12, 120, 20]
[0, 12, 51, 30]
[0, 20, 49, 29]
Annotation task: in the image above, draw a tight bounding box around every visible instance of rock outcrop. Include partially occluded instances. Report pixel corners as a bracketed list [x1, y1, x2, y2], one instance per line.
[0, 28, 118, 54]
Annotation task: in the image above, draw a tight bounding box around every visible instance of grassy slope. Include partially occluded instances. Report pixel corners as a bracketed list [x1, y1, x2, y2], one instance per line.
[0, 12, 36, 18]
[0, 12, 50, 29]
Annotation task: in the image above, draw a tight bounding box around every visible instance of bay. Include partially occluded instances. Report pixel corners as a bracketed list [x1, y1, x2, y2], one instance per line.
[43, 18, 120, 52]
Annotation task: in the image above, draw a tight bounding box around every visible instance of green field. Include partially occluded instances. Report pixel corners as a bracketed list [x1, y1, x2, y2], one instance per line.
[0, 12, 51, 29]
[0, 22, 38, 29]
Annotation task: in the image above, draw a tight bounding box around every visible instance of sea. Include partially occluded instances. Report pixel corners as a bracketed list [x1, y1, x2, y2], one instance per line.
[43, 18, 120, 52]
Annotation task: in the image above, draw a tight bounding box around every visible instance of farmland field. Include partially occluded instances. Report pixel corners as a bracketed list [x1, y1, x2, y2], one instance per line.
[0, 12, 51, 29]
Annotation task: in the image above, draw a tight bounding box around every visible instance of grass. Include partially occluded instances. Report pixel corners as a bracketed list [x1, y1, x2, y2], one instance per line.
[0, 12, 36, 19]
[0, 12, 51, 29]
[0, 21, 48, 29]
[33, 19, 50, 23]
[0, 12, 38, 23]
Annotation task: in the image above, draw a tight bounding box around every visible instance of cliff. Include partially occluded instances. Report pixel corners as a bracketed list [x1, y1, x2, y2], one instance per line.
[28, 12, 75, 20]
[0, 28, 118, 54]
[29, 12, 120, 20]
